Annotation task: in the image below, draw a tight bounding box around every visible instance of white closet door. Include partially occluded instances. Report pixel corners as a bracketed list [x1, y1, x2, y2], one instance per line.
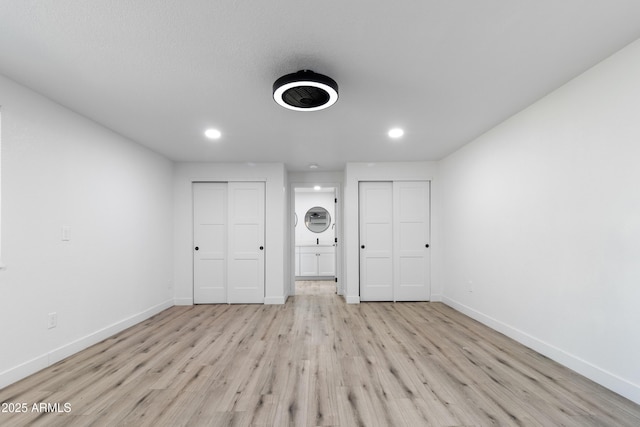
[227, 182, 265, 304]
[393, 181, 430, 301]
[359, 182, 394, 301]
[193, 183, 227, 304]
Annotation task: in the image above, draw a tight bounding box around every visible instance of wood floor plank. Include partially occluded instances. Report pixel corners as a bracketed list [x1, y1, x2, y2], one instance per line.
[2, 287, 640, 426]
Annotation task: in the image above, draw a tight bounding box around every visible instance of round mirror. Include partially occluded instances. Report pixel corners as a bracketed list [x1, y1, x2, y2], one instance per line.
[305, 207, 331, 233]
[294, 212, 298, 227]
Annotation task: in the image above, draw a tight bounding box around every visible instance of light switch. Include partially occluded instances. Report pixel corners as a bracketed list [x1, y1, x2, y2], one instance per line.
[61, 226, 71, 241]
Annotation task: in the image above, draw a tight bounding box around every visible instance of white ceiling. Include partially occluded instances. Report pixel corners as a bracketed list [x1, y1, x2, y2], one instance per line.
[1, 1, 640, 171]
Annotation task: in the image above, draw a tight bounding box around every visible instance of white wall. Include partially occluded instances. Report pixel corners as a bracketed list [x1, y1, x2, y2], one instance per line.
[0, 75, 174, 387]
[295, 191, 335, 246]
[343, 162, 440, 303]
[439, 39, 640, 404]
[172, 162, 288, 305]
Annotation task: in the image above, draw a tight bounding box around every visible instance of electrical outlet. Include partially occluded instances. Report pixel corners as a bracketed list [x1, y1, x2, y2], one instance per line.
[61, 226, 71, 241]
[48, 312, 57, 329]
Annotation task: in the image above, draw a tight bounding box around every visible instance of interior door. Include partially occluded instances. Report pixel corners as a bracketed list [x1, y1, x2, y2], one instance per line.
[193, 183, 227, 304]
[227, 182, 265, 303]
[359, 182, 393, 301]
[393, 181, 430, 301]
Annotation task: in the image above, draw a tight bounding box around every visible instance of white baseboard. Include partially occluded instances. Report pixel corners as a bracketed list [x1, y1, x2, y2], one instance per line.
[442, 296, 640, 405]
[0, 355, 49, 390]
[345, 295, 360, 304]
[0, 299, 174, 389]
[264, 296, 286, 305]
[175, 297, 288, 305]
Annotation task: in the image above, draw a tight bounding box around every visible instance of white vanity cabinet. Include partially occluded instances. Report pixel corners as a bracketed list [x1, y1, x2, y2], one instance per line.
[297, 245, 335, 277]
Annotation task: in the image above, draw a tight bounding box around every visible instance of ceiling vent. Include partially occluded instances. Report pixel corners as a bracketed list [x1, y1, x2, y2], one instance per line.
[273, 70, 338, 111]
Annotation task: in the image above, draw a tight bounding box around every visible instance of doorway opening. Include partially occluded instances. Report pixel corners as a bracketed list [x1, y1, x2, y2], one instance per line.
[293, 185, 339, 296]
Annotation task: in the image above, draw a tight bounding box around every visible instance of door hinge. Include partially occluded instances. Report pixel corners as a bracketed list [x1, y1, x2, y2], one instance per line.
[335, 278, 338, 283]
[335, 198, 337, 203]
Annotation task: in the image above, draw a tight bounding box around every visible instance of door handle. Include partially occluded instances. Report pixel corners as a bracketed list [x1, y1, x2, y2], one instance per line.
[425, 244, 429, 248]
[259, 246, 264, 250]
[361, 245, 365, 249]
[194, 246, 199, 251]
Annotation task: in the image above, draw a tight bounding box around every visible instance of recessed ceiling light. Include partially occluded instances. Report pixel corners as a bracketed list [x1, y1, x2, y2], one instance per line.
[204, 128, 221, 139]
[313, 185, 321, 191]
[308, 163, 319, 169]
[273, 70, 338, 112]
[388, 128, 404, 139]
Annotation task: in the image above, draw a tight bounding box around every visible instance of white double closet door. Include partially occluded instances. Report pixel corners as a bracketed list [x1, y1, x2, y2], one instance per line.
[359, 181, 430, 301]
[193, 182, 265, 304]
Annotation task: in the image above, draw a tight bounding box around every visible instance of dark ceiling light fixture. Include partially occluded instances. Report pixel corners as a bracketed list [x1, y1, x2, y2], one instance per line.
[273, 70, 338, 111]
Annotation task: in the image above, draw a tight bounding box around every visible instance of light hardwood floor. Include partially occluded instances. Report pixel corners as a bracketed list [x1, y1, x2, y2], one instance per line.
[2, 292, 640, 426]
[295, 280, 337, 296]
